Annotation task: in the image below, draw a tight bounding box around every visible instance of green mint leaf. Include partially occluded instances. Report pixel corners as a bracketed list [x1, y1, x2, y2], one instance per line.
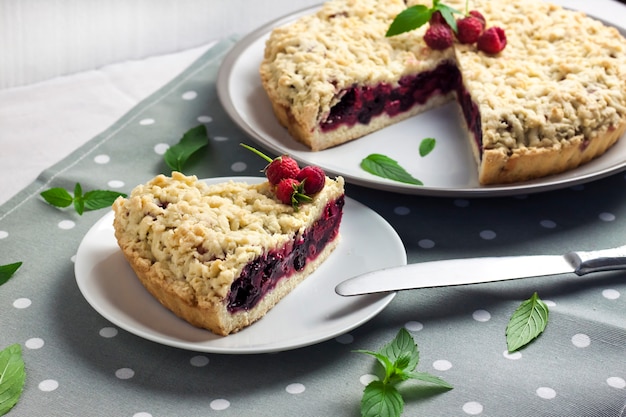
[0, 344, 26, 416]
[379, 328, 420, 373]
[40, 187, 73, 208]
[354, 350, 395, 376]
[0, 262, 22, 287]
[164, 124, 209, 172]
[386, 5, 431, 37]
[360, 154, 423, 185]
[404, 371, 454, 389]
[506, 292, 549, 352]
[419, 138, 436, 157]
[361, 380, 404, 417]
[83, 190, 127, 211]
[73, 182, 84, 215]
[434, 3, 462, 32]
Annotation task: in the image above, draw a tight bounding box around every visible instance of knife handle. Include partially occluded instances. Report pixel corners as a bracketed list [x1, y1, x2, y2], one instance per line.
[566, 245, 626, 275]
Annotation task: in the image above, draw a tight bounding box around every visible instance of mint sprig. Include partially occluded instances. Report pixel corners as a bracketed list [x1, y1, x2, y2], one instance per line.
[386, 0, 462, 37]
[506, 292, 549, 352]
[355, 328, 453, 417]
[164, 124, 209, 172]
[0, 262, 22, 287]
[0, 344, 26, 416]
[41, 184, 126, 215]
[360, 154, 423, 185]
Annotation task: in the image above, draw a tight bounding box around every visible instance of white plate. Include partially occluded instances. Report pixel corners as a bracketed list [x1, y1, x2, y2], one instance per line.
[216, 4, 626, 197]
[74, 177, 405, 354]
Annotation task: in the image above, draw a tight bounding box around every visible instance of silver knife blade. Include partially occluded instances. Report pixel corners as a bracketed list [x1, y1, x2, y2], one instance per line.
[335, 246, 626, 296]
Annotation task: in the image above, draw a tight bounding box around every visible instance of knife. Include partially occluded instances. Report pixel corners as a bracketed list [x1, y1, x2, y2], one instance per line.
[335, 246, 626, 296]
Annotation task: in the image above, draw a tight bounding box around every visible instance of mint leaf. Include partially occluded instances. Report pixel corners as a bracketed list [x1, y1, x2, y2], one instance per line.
[0, 262, 22, 287]
[380, 328, 420, 372]
[404, 371, 454, 389]
[361, 381, 404, 417]
[434, 3, 461, 32]
[386, 5, 431, 37]
[83, 190, 126, 211]
[419, 138, 436, 157]
[40, 187, 73, 208]
[361, 154, 423, 185]
[506, 292, 549, 352]
[164, 124, 209, 172]
[0, 344, 26, 416]
[41, 184, 125, 215]
[73, 182, 85, 215]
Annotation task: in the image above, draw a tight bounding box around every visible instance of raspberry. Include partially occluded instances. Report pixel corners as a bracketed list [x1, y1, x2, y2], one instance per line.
[477, 26, 507, 54]
[275, 178, 311, 209]
[469, 10, 486, 30]
[296, 165, 326, 195]
[424, 23, 454, 50]
[265, 155, 300, 185]
[456, 16, 484, 44]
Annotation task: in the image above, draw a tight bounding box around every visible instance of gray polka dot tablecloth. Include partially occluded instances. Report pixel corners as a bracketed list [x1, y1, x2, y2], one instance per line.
[1, 37, 626, 417]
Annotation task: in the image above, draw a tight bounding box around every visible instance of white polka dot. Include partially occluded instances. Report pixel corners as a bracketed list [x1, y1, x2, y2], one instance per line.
[393, 206, 410, 215]
[210, 399, 230, 411]
[133, 413, 153, 417]
[335, 334, 354, 344]
[479, 230, 496, 240]
[540, 219, 557, 229]
[607, 377, 626, 389]
[190, 355, 210, 367]
[286, 383, 306, 394]
[107, 180, 125, 189]
[536, 386, 557, 399]
[405, 321, 424, 332]
[462, 401, 483, 415]
[599, 212, 616, 222]
[139, 118, 155, 125]
[572, 333, 591, 348]
[99, 327, 118, 338]
[13, 298, 32, 309]
[503, 350, 522, 360]
[543, 299, 557, 307]
[58, 220, 75, 230]
[214, 136, 229, 142]
[360, 374, 379, 386]
[433, 360, 452, 371]
[418, 239, 435, 249]
[25, 338, 44, 349]
[0, 230, 8, 239]
[182, 91, 198, 100]
[70, 254, 76, 263]
[231, 161, 247, 172]
[94, 154, 110, 164]
[38, 379, 59, 392]
[454, 199, 469, 207]
[472, 309, 491, 322]
[602, 289, 620, 300]
[154, 143, 169, 155]
[115, 368, 135, 379]
[197, 115, 213, 123]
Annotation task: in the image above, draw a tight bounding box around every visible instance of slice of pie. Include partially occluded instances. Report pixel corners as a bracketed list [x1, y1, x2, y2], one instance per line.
[259, 0, 626, 184]
[112, 172, 345, 336]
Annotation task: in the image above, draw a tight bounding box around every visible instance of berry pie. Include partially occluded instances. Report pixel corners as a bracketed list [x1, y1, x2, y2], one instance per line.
[259, 0, 626, 184]
[112, 172, 345, 336]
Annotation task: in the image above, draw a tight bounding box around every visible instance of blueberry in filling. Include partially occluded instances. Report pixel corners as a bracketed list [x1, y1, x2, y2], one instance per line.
[227, 196, 345, 313]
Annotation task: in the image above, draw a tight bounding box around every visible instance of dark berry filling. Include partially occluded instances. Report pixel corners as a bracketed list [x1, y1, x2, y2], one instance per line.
[321, 62, 460, 131]
[319, 61, 483, 159]
[226, 196, 345, 313]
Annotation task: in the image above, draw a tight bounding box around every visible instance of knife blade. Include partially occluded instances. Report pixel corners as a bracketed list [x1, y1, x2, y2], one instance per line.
[335, 245, 626, 296]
